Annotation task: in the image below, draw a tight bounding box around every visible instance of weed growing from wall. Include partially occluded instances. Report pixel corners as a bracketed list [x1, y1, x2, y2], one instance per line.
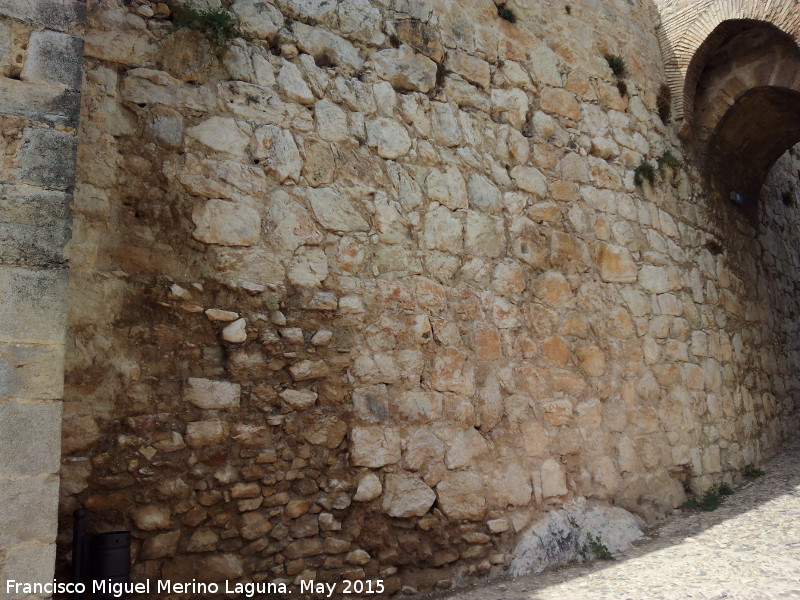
[682, 483, 734, 511]
[634, 159, 656, 186]
[605, 54, 627, 77]
[167, 1, 237, 49]
[657, 150, 682, 173]
[497, 4, 517, 23]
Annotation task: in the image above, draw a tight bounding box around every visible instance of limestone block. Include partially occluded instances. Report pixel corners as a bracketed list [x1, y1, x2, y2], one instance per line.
[266, 191, 323, 253]
[491, 88, 529, 129]
[424, 204, 463, 252]
[0, 266, 67, 344]
[395, 391, 442, 423]
[532, 271, 572, 306]
[0, 474, 59, 546]
[191, 199, 261, 247]
[0, 78, 81, 127]
[354, 472, 382, 501]
[302, 416, 348, 448]
[550, 230, 593, 272]
[240, 511, 272, 539]
[540, 459, 567, 498]
[185, 420, 228, 448]
[0, 401, 61, 476]
[0, 0, 85, 31]
[253, 125, 303, 183]
[277, 59, 315, 104]
[84, 29, 156, 66]
[197, 554, 243, 582]
[0, 542, 57, 593]
[187, 117, 249, 157]
[431, 101, 463, 146]
[287, 247, 329, 287]
[180, 154, 268, 201]
[382, 474, 436, 517]
[338, 0, 384, 44]
[597, 243, 637, 283]
[146, 106, 183, 149]
[526, 44, 562, 87]
[292, 22, 364, 74]
[184, 378, 241, 410]
[315, 98, 349, 142]
[222, 318, 247, 343]
[350, 426, 401, 468]
[431, 347, 474, 395]
[403, 428, 445, 472]
[445, 51, 490, 89]
[465, 211, 506, 258]
[289, 358, 329, 381]
[366, 117, 412, 159]
[186, 528, 219, 553]
[426, 167, 468, 210]
[279, 389, 318, 410]
[370, 46, 436, 92]
[20, 30, 83, 89]
[639, 265, 672, 293]
[232, 0, 284, 39]
[308, 187, 369, 232]
[121, 68, 212, 110]
[14, 127, 76, 191]
[0, 343, 64, 401]
[445, 428, 489, 470]
[131, 505, 172, 531]
[436, 472, 486, 521]
[511, 166, 547, 198]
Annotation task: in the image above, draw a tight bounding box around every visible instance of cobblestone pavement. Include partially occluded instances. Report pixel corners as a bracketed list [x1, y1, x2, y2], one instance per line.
[433, 438, 800, 600]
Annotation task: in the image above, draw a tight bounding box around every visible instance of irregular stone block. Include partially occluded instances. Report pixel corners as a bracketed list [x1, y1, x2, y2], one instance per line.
[14, 127, 77, 191]
[0, 0, 86, 31]
[436, 471, 486, 521]
[350, 426, 401, 468]
[21, 30, 83, 89]
[370, 46, 437, 92]
[184, 378, 241, 410]
[191, 199, 261, 247]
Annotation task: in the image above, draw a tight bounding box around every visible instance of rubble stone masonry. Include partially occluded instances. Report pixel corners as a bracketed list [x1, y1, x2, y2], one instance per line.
[14, 0, 797, 596]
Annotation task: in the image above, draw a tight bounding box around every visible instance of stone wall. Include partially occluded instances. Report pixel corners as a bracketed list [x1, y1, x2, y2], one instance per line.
[0, 0, 85, 597]
[58, 0, 800, 595]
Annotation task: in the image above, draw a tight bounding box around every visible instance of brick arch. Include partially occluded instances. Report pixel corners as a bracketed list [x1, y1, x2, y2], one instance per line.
[654, 0, 800, 126]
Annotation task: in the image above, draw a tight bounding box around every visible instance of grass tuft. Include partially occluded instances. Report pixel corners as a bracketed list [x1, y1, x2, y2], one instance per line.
[587, 534, 614, 560]
[497, 3, 517, 23]
[744, 465, 765, 478]
[167, 1, 237, 49]
[605, 54, 627, 78]
[682, 483, 734, 512]
[634, 159, 656, 186]
[616, 80, 628, 96]
[657, 150, 682, 172]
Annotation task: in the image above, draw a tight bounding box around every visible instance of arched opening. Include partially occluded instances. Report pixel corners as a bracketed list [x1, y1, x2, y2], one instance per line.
[706, 87, 800, 211]
[686, 19, 800, 211]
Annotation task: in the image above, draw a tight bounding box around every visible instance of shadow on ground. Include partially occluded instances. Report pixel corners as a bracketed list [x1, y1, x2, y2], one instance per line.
[424, 436, 800, 600]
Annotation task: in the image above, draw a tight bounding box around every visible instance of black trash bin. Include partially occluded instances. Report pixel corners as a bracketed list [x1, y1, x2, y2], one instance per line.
[89, 531, 131, 599]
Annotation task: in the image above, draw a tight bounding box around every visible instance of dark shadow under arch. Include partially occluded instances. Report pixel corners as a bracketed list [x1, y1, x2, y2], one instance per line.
[706, 86, 800, 212]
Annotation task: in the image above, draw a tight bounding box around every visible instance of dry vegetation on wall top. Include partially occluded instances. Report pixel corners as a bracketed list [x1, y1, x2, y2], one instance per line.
[53, 0, 800, 595]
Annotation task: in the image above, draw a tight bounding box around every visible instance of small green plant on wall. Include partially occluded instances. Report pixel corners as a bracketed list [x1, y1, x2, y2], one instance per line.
[586, 534, 614, 560]
[744, 465, 765, 478]
[657, 150, 682, 173]
[681, 483, 734, 511]
[605, 54, 627, 78]
[167, 1, 237, 49]
[634, 158, 656, 186]
[497, 3, 517, 23]
[782, 186, 795, 207]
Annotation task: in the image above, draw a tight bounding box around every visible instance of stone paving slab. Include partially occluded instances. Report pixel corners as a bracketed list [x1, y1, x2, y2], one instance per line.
[431, 438, 800, 600]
